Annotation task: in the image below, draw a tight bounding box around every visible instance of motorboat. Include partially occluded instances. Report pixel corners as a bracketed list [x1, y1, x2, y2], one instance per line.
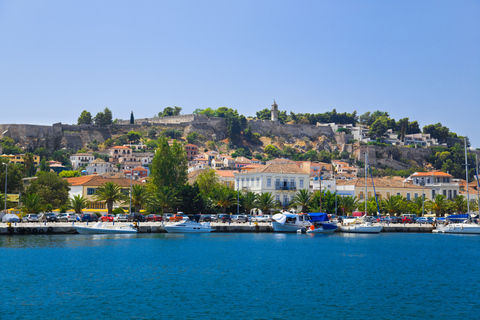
[339, 221, 383, 233]
[73, 222, 138, 234]
[164, 218, 213, 233]
[433, 222, 480, 234]
[272, 212, 337, 233]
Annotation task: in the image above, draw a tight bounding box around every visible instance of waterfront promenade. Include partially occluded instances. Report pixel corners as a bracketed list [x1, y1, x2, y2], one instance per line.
[0, 221, 434, 234]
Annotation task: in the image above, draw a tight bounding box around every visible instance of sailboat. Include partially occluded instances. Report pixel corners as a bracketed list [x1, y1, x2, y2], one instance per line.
[434, 137, 480, 234]
[340, 152, 384, 234]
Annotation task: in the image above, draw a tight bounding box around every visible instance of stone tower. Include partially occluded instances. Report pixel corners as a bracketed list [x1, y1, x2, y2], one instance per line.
[271, 100, 278, 122]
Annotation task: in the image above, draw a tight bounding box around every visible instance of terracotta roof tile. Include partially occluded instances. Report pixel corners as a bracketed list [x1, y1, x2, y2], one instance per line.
[66, 175, 142, 187]
[411, 171, 453, 177]
[337, 177, 423, 189]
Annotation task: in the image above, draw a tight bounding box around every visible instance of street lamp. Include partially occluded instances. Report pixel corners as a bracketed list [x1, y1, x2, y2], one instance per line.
[3, 163, 7, 214]
[420, 177, 425, 217]
[129, 170, 139, 214]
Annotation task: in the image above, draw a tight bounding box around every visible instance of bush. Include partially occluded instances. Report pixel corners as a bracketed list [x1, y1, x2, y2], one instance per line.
[112, 207, 125, 214]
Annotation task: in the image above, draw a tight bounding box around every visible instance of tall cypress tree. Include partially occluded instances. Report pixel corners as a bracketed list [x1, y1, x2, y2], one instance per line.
[150, 137, 188, 192]
[130, 111, 134, 124]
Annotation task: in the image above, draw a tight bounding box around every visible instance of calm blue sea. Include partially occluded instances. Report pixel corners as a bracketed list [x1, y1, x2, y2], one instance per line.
[1, 232, 480, 320]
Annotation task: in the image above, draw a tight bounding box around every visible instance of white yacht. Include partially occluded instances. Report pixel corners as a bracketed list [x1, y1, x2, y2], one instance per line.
[272, 212, 337, 233]
[164, 218, 213, 233]
[74, 222, 138, 234]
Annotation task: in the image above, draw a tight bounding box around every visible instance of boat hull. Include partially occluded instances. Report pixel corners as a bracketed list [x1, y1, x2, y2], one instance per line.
[272, 221, 309, 232]
[73, 226, 137, 234]
[340, 224, 383, 233]
[164, 226, 212, 233]
[306, 224, 338, 234]
[164, 221, 213, 233]
[433, 223, 480, 234]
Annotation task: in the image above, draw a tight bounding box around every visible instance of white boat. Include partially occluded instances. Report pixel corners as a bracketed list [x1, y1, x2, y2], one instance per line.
[340, 221, 383, 233]
[272, 212, 337, 233]
[433, 138, 480, 234]
[433, 222, 480, 234]
[164, 219, 213, 233]
[73, 222, 138, 234]
[340, 152, 383, 234]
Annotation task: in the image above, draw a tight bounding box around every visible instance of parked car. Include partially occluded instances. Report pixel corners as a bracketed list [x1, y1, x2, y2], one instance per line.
[401, 216, 415, 224]
[389, 217, 401, 223]
[39, 213, 58, 222]
[115, 214, 128, 222]
[416, 217, 434, 224]
[217, 214, 232, 223]
[101, 214, 115, 222]
[58, 213, 77, 222]
[80, 213, 98, 222]
[127, 213, 146, 222]
[233, 215, 248, 223]
[200, 214, 213, 222]
[252, 215, 268, 223]
[145, 214, 163, 222]
[24, 214, 40, 223]
[379, 217, 392, 223]
[169, 214, 185, 222]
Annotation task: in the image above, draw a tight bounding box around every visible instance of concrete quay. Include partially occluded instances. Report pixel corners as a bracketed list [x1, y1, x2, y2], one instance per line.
[0, 221, 435, 235]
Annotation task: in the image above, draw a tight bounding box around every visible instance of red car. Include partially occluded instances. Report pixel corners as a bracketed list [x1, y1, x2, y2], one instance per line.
[101, 214, 115, 222]
[145, 214, 163, 222]
[401, 216, 414, 224]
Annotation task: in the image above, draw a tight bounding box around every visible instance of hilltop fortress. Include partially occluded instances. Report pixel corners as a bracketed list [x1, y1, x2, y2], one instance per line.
[0, 102, 334, 152]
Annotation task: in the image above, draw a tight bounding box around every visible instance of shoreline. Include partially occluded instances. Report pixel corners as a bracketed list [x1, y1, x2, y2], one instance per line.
[0, 221, 434, 235]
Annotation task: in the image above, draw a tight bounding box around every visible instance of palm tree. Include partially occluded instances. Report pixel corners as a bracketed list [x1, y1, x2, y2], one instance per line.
[22, 193, 44, 214]
[290, 189, 312, 213]
[131, 184, 149, 213]
[338, 196, 359, 215]
[69, 195, 90, 214]
[94, 182, 127, 214]
[212, 186, 236, 213]
[381, 195, 405, 216]
[146, 186, 182, 214]
[0, 193, 5, 211]
[451, 195, 468, 214]
[426, 194, 449, 217]
[241, 191, 257, 215]
[255, 192, 277, 215]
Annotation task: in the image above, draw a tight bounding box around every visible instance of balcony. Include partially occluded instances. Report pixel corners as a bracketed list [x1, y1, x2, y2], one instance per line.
[275, 183, 296, 191]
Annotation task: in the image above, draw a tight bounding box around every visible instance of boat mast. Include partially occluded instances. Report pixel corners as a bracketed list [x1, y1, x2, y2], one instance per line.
[477, 154, 479, 216]
[365, 152, 368, 216]
[465, 137, 470, 213]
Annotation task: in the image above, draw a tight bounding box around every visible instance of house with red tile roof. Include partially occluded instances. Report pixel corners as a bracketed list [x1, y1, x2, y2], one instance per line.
[66, 176, 142, 211]
[408, 171, 459, 200]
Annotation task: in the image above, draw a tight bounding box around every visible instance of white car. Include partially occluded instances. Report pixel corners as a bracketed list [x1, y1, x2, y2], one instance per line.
[252, 215, 269, 223]
[115, 214, 128, 222]
[58, 213, 77, 222]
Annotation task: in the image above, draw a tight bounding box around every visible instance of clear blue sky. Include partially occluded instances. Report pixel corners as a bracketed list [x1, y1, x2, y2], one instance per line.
[1, 1, 479, 146]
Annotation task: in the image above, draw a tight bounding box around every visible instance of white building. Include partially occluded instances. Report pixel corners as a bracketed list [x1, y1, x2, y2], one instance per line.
[234, 162, 310, 208]
[85, 158, 118, 175]
[408, 171, 459, 200]
[70, 153, 95, 170]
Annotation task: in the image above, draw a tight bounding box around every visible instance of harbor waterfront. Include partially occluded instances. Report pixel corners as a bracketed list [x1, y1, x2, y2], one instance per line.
[0, 221, 435, 234]
[1, 232, 480, 320]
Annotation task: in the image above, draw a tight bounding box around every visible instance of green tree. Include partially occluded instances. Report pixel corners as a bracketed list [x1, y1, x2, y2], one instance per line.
[69, 195, 90, 213]
[0, 160, 24, 194]
[290, 189, 312, 212]
[59, 170, 81, 178]
[127, 131, 141, 144]
[146, 186, 182, 214]
[94, 182, 127, 214]
[77, 110, 93, 125]
[38, 159, 50, 172]
[255, 192, 277, 214]
[150, 137, 188, 192]
[338, 196, 360, 215]
[381, 195, 406, 216]
[130, 111, 135, 124]
[451, 195, 468, 214]
[186, 132, 200, 144]
[264, 145, 279, 158]
[22, 193, 45, 214]
[131, 184, 149, 213]
[423, 123, 450, 143]
[26, 171, 70, 209]
[426, 194, 449, 217]
[195, 169, 222, 196]
[23, 153, 37, 177]
[178, 183, 206, 214]
[94, 108, 113, 126]
[158, 106, 182, 117]
[241, 191, 257, 215]
[212, 186, 236, 213]
[0, 137, 23, 154]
